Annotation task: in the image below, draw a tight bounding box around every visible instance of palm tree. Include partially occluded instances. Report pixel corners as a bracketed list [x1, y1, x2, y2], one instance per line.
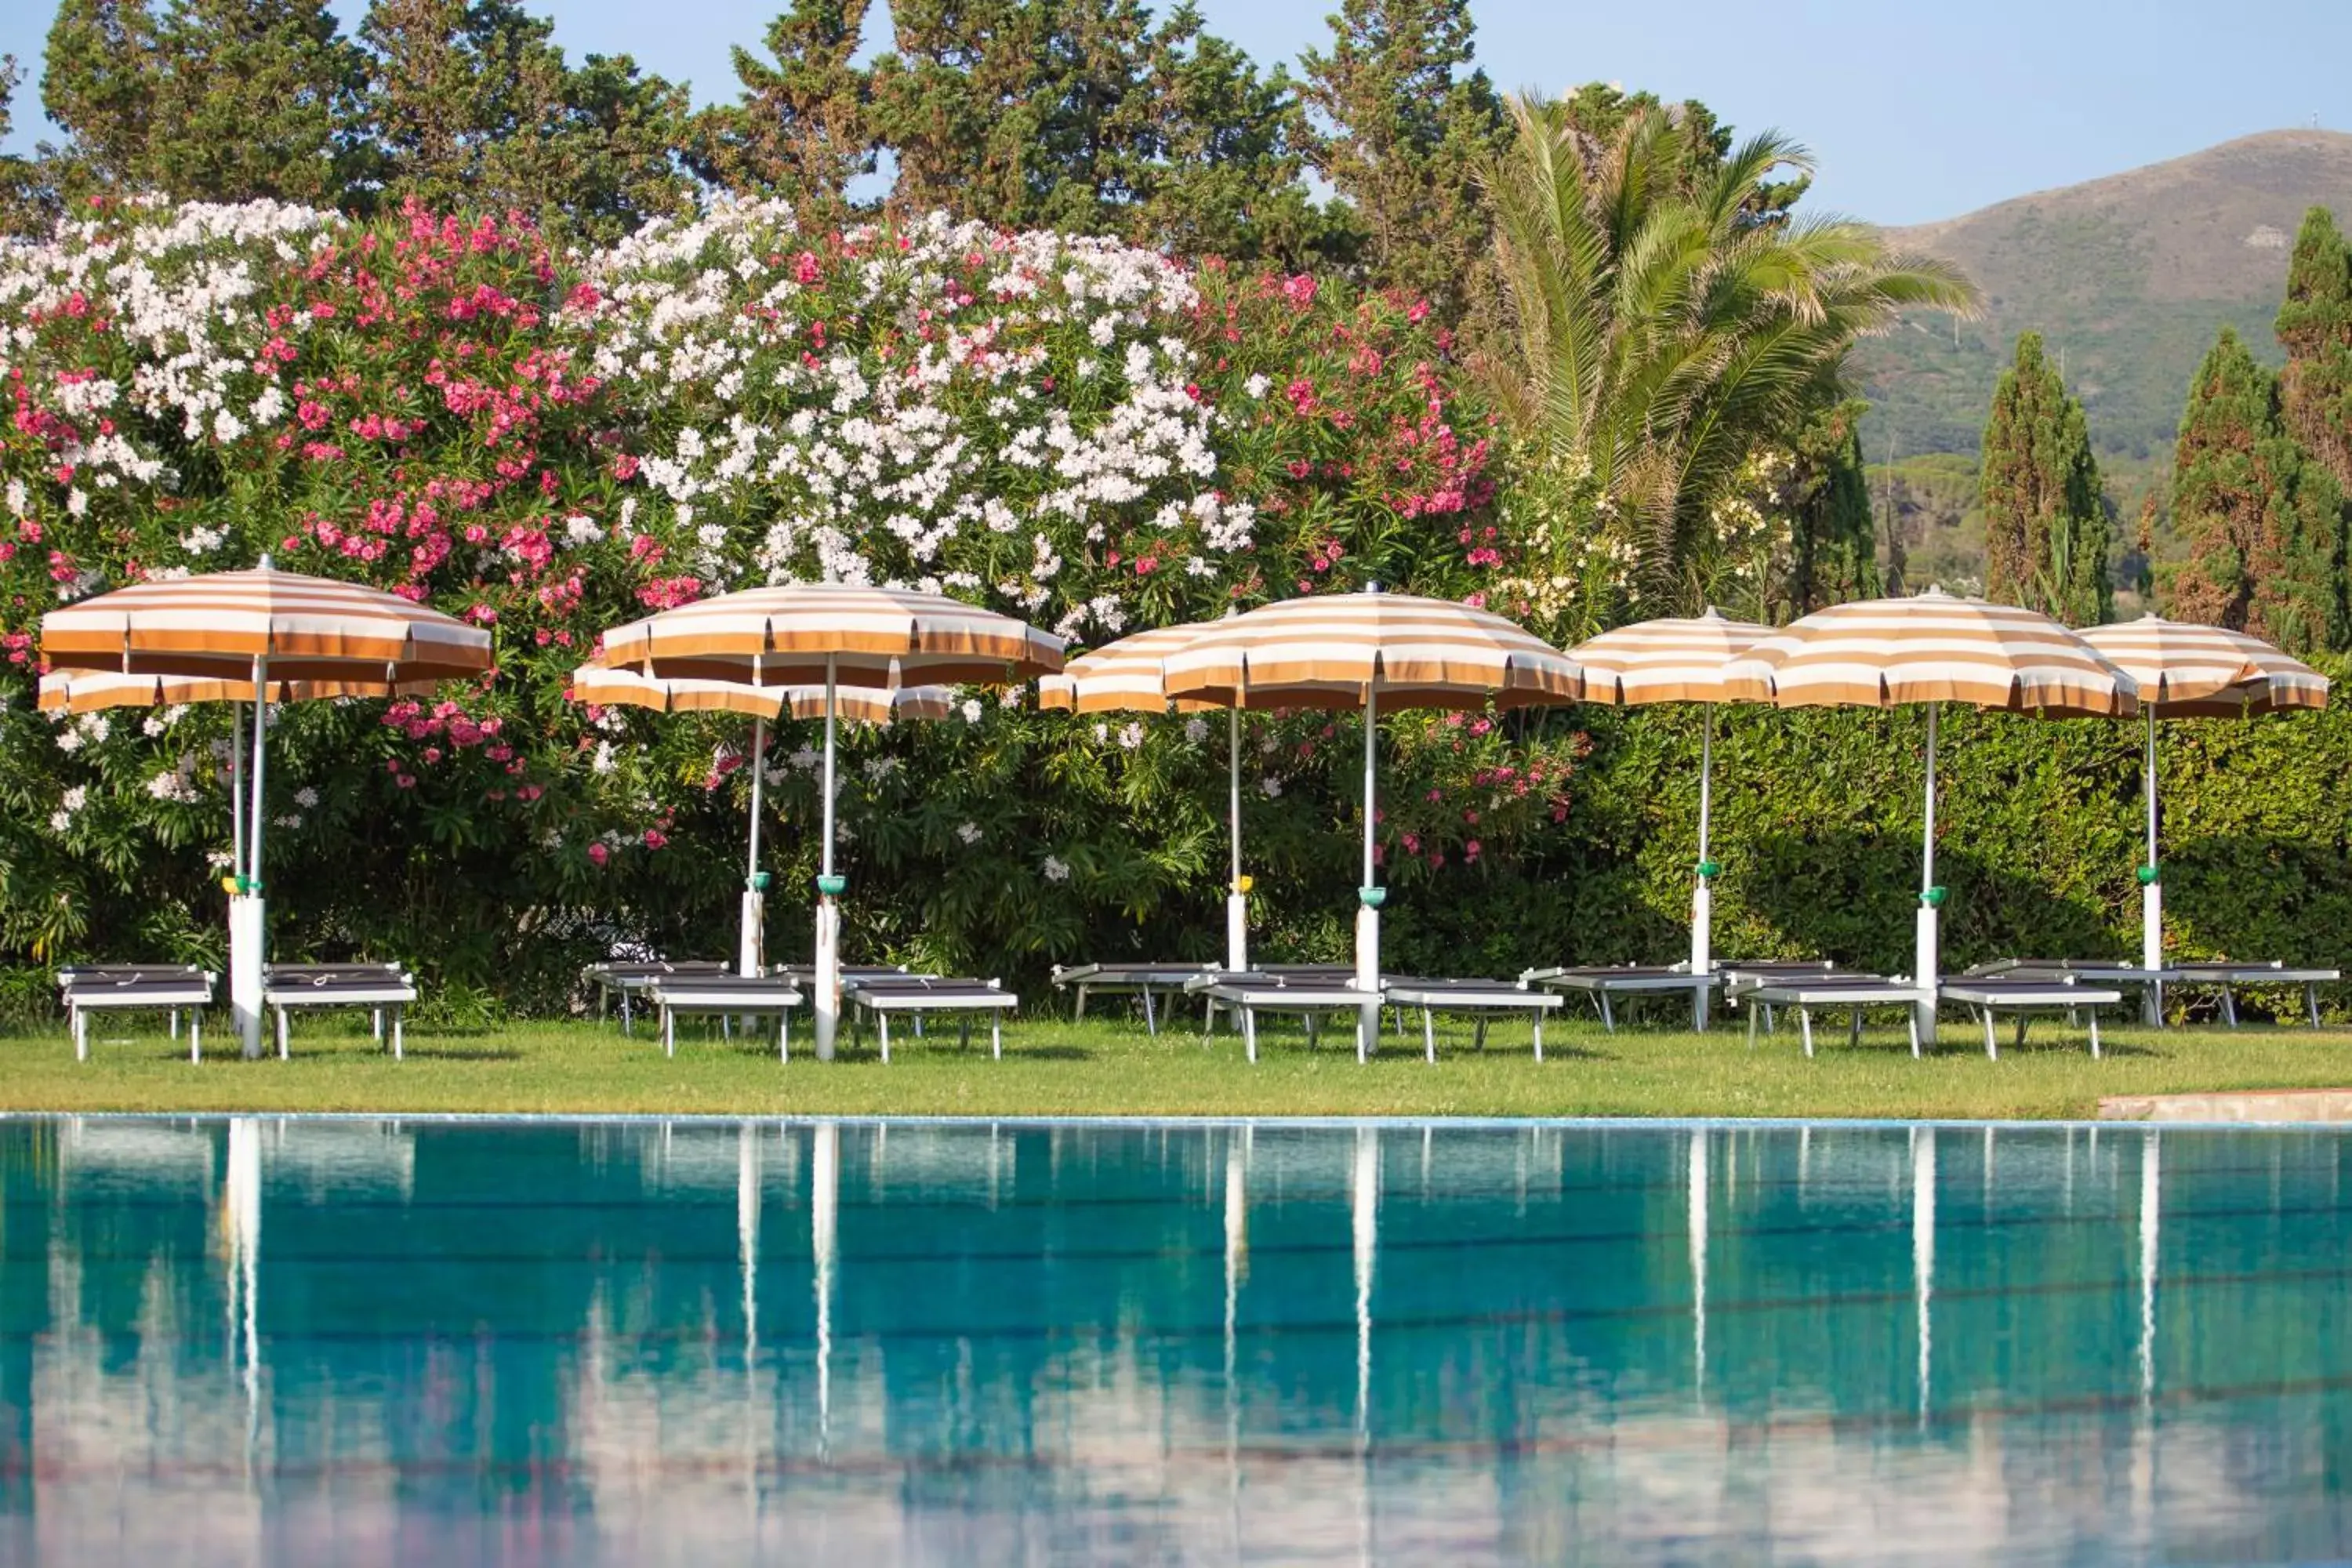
[1480, 93, 1978, 613]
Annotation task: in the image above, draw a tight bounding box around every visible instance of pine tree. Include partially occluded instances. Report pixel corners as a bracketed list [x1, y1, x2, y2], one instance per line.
[2165, 326, 2345, 652]
[44, 0, 369, 206]
[1787, 401, 1879, 612]
[359, 0, 693, 241]
[0, 56, 55, 236]
[1979, 332, 2111, 623]
[684, 0, 875, 216]
[1299, 0, 1505, 321]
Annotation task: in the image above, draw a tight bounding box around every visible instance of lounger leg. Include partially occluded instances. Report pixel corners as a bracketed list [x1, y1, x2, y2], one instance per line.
[392, 1010, 403, 1062]
[722, 1014, 732, 1041]
[1983, 1007, 1997, 1062]
[913, 1015, 924, 1040]
[2016, 1015, 2029, 1053]
[277, 1007, 289, 1061]
[1243, 1007, 1258, 1065]
[1356, 1007, 1367, 1065]
[1599, 990, 1616, 1033]
[1394, 1005, 1405, 1040]
[72, 1007, 85, 1063]
[169, 1009, 179, 1041]
[1473, 1016, 1489, 1053]
[879, 1012, 891, 1065]
[960, 1014, 973, 1053]
[190, 1010, 201, 1064]
[2222, 985, 2239, 1028]
[1305, 1014, 1320, 1051]
[1849, 1009, 1863, 1050]
[1423, 1006, 1436, 1065]
[1800, 1007, 1815, 1059]
[1074, 984, 1088, 1022]
[1532, 1011, 1544, 1064]
[1908, 1009, 1922, 1058]
[779, 1011, 789, 1064]
[1746, 1004, 1759, 1051]
[1142, 985, 1156, 1037]
[621, 990, 633, 1036]
[991, 1014, 1002, 1061]
[664, 1007, 674, 1058]
[2309, 983, 2322, 1029]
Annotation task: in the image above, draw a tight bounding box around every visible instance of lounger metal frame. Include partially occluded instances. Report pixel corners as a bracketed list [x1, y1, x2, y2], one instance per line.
[845, 976, 1017, 1062]
[1050, 962, 1218, 1036]
[1939, 978, 2124, 1059]
[585, 960, 731, 1035]
[647, 977, 803, 1061]
[1384, 978, 1563, 1062]
[58, 965, 216, 1063]
[263, 963, 416, 1060]
[1185, 973, 1381, 1062]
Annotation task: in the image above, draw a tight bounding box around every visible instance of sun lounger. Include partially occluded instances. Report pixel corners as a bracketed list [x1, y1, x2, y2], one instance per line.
[1938, 977, 2124, 1059]
[1050, 961, 1218, 1035]
[1519, 964, 1720, 1031]
[844, 975, 1018, 1061]
[585, 960, 731, 1034]
[1967, 958, 2172, 1025]
[1185, 971, 1381, 1062]
[646, 974, 803, 1060]
[1382, 977, 1564, 1062]
[1739, 975, 1926, 1058]
[263, 962, 417, 1059]
[58, 964, 216, 1063]
[2165, 962, 2339, 1028]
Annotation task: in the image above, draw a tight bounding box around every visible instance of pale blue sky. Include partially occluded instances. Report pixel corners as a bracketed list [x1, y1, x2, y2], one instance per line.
[4, 0, 2348, 225]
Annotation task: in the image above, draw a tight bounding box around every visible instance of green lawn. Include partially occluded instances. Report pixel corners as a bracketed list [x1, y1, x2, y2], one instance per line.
[7, 1005, 2352, 1120]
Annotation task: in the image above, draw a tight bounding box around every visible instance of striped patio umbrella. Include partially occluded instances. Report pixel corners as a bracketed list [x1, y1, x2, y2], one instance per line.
[1570, 608, 1773, 1014]
[591, 581, 1063, 1058]
[1038, 621, 1264, 969]
[39, 561, 493, 1058]
[569, 665, 953, 979]
[1161, 587, 1584, 1056]
[1722, 588, 2137, 1043]
[2080, 615, 2330, 980]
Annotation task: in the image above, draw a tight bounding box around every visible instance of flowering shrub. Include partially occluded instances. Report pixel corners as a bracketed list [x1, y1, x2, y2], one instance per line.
[0, 195, 1586, 998]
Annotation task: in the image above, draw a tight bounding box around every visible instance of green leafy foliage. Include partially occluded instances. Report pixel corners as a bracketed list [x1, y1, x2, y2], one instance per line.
[1979, 332, 2111, 621]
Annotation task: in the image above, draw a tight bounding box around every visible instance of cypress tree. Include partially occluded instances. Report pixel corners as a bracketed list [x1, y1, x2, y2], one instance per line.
[684, 0, 875, 217]
[1787, 401, 1879, 612]
[2272, 206, 2352, 644]
[1979, 332, 2111, 623]
[2165, 326, 2345, 652]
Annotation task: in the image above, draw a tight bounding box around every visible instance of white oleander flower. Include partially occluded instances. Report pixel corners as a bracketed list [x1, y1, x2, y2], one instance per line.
[1259, 776, 1282, 798]
[1183, 717, 1210, 744]
[1041, 854, 1070, 883]
[294, 786, 319, 808]
[956, 822, 982, 845]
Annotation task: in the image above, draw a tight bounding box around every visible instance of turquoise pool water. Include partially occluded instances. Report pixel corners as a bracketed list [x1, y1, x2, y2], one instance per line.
[0, 1117, 2346, 1564]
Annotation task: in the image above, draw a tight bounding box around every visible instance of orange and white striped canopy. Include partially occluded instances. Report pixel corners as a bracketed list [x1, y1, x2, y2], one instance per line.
[1159, 590, 1583, 711]
[594, 582, 1062, 687]
[40, 565, 491, 684]
[1719, 589, 2138, 717]
[37, 669, 441, 714]
[569, 666, 954, 725]
[2080, 615, 2331, 717]
[1037, 622, 1223, 714]
[1570, 608, 1773, 706]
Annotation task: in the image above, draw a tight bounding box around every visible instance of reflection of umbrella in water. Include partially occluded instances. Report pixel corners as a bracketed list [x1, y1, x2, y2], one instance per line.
[40, 563, 492, 1057]
[224, 1116, 263, 1461]
[811, 1120, 839, 1447]
[2078, 617, 2329, 997]
[1163, 589, 1583, 1053]
[1912, 1126, 1935, 1427]
[592, 584, 1063, 1057]
[1725, 590, 2136, 1044]
[570, 666, 953, 978]
[1688, 1128, 1708, 1402]
[1570, 611, 1773, 1025]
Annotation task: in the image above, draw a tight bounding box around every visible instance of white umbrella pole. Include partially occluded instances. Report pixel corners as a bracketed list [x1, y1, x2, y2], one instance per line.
[230, 701, 246, 887]
[1691, 706, 1716, 1029]
[815, 657, 841, 1061]
[230, 658, 270, 1060]
[1225, 705, 1247, 972]
[2140, 708, 2163, 994]
[740, 717, 768, 980]
[1913, 703, 1941, 1047]
[1354, 681, 1382, 1061]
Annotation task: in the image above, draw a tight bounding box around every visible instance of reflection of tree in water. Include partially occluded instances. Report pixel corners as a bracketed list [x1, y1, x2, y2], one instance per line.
[5, 1120, 2352, 1559]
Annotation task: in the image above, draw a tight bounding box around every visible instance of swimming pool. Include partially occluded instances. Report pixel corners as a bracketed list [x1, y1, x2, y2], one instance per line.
[0, 1116, 2344, 1563]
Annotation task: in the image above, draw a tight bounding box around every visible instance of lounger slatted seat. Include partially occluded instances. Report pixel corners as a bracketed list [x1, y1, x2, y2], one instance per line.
[1050, 962, 1218, 1035]
[586, 960, 731, 1034]
[2167, 962, 2339, 1028]
[1382, 978, 1564, 1062]
[1519, 964, 1719, 1032]
[1739, 975, 1925, 1058]
[646, 975, 803, 1060]
[844, 976, 1017, 1062]
[1967, 958, 2172, 1024]
[1938, 977, 2125, 1059]
[263, 963, 417, 1059]
[1185, 971, 1381, 1063]
[58, 964, 216, 1063]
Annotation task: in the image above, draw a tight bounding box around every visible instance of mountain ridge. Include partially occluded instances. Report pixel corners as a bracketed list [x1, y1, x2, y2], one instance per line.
[1856, 129, 2352, 464]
